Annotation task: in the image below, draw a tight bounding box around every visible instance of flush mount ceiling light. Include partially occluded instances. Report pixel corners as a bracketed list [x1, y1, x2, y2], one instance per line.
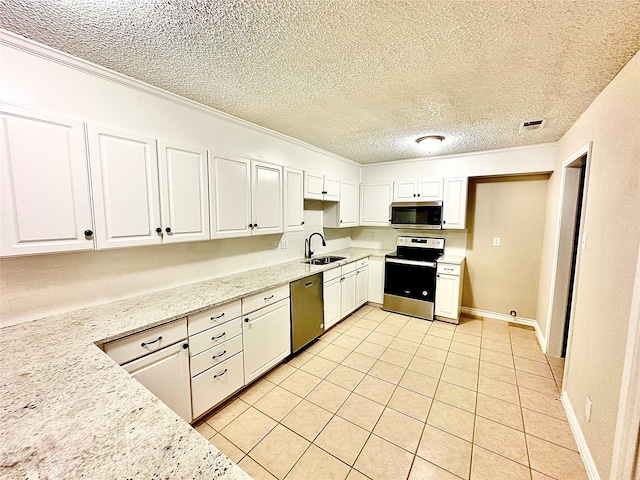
[416, 135, 445, 153]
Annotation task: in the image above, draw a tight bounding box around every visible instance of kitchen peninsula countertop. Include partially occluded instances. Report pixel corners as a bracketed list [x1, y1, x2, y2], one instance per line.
[0, 247, 389, 479]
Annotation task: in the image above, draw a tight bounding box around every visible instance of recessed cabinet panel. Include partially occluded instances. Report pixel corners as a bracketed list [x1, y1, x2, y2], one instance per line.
[356, 267, 369, 308]
[284, 168, 304, 232]
[341, 271, 357, 318]
[211, 156, 251, 238]
[442, 177, 468, 229]
[323, 277, 342, 330]
[360, 183, 392, 226]
[88, 126, 161, 248]
[323, 176, 340, 202]
[0, 106, 94, 256]
[304, 171, 325, 200]
[251, 160, 283, 235]
[394, 181, 417, 201]
[158, 142, 209, 243]
[418, 179, 444, 200]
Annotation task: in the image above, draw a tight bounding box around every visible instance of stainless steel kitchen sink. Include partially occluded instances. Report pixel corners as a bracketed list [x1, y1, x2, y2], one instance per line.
[301, 255, 347, 265]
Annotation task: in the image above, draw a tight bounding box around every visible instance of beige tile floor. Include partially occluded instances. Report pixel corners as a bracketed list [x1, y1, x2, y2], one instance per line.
[194, 306, 587, 480]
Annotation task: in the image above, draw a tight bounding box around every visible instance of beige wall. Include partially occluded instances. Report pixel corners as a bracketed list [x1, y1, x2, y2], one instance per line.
[537, 51, 640, 476]
[462, 175, 549, 319]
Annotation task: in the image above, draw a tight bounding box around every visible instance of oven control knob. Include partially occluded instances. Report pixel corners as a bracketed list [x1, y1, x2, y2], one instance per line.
[422, 290, 428, 296]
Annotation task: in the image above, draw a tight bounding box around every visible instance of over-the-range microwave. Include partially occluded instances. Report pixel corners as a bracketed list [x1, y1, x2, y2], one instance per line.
[390, 201, 443, 229]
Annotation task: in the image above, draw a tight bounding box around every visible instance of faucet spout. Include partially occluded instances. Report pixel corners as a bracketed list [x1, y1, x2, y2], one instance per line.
[306, 232, 326, 258]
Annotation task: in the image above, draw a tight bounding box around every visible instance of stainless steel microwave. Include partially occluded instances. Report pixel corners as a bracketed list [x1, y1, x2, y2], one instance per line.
[390, 201, 443, 229]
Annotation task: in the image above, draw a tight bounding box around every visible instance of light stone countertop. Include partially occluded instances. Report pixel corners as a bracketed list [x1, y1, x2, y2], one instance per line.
[0, 247, 389, 479]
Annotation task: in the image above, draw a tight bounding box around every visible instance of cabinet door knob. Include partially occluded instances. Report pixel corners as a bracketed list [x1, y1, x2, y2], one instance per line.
[413, 193, 416, 197]
[417, 193, 421, 197]
[84, 229, 93, 237]
[248, 223, 253, 228]
[254, 223, 258, 228]
[156, 227, 162, 234]
[165, 227, 172, 234]
[301, 221, 305, 225]
[244, 317, 249, 323]
[322, 190, 327, 194]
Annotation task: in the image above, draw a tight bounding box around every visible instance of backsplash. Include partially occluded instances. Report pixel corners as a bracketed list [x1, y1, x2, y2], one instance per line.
[351, 227, 468, 256]
[0, 204, 351, 328]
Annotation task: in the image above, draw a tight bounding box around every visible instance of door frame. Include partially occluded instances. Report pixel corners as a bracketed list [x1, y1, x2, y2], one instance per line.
[543, 142, 592, 358]
[609, 243, 640, 480]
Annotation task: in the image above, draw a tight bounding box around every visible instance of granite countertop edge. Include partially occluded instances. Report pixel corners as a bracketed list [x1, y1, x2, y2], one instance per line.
[0, 247, 390, 480]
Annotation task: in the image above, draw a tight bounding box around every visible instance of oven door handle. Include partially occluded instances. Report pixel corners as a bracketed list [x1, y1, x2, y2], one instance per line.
[385, 258, 437, 268]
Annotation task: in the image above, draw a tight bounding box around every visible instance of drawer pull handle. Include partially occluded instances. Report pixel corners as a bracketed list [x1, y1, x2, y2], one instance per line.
[444, 268, 453, 272]
[264, 294, 274, 300]
[213, 368, 228, 379]
[141, 336, 162, 347]
[212, 350, 227, 359]
[211, 313, 225, 320]
[211, 332, 226, 340]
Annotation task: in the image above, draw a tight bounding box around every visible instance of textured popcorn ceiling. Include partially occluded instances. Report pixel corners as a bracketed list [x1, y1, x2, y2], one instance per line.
[1, 1, 639, 164]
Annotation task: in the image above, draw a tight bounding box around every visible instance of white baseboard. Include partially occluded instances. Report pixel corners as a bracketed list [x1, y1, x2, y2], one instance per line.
[561, 392, 601, 480]
[461, 307, 545, 346]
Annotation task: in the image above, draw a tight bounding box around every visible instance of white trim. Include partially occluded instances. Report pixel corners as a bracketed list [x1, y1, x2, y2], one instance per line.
[461, 306, 544, 345]
[543, 142, 592, 355]
[609, 244, 640, 480]
[0, 29, 360, 168]
[561, 391, 601, 480]
[361, 141, 558, 167]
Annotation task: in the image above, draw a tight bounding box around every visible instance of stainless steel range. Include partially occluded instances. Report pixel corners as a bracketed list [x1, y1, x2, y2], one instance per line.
[383, 236, 444, 320]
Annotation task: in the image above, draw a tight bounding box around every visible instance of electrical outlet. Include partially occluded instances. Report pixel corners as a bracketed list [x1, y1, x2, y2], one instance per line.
[493, 237, 501, 247]
[585, 395, 592, 421]
[369, 231, 376, 239]
[280, 241, 287, 249]
[581, 232, 588, 250]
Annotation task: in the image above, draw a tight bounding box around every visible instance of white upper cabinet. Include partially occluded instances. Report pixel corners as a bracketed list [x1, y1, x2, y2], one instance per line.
[210, 156, 282, 238]
[324, 181, 358, 228]
[210, 156, 252, 238]
[304, 171, 340, 202]
[251, 160, 283, 235]
[442, 177, 468, 229]
[157, 141, 210, 243]
[360, 183, 392, 226]
[0, 106, 94, 256]
[88, 125, 162, 249]
[394, 178, 443, 202]
[283, 167, 304, 232]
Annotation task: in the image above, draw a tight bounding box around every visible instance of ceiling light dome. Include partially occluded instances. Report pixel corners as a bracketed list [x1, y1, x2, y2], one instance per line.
[416, 135, 445, 153]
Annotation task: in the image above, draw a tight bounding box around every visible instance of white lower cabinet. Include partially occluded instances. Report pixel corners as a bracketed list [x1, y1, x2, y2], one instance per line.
[367, 256, 385, 304]
[324, 258, 369, 330]
[435, 261, 465, 323]
[242, 292, 291, 384]
[104, 318, 192, 422]
[341, 270, 357, 318]
[191, 353, 244, 419]
[355, 264, 369, 308]
[323, 270, 342, 330]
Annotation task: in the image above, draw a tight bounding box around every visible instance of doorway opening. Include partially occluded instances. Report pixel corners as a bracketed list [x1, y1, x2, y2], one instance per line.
[546, 145, 591, 358]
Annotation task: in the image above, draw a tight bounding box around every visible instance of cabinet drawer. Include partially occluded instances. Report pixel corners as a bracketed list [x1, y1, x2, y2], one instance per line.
[190, 335, 243, 377]
[191, 353, 244, 419]
[189, 317, 242, 357]
[324, 267, 342, 283]
[437, 263, 461, 276]
[341, 261, 357, 275]
[188, 300, 242, 336]
[242, 284, 289, 315]
[355, 257, 369, 269]
[104, 318, 188, 366]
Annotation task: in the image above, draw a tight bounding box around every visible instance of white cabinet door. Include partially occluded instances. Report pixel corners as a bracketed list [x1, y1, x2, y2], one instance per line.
[323, 277, 342, 330]
[355, 267, 369, 308]
[0, 106, 94, 256]
[157, 141, 210, 243]
[251, 160, 283, 235]
[435, 274, 458, 318]
[360, 183, 392, 226]
[243, 298, 291, 384]
[88, 126, 162, 249]
[339, 181, 358, 227]
[122, 340, 192, 422]
[284, 168, 304, 232]
[367, 256, 385, 304]
[323, 176, 340, 202]
[394, 181, 417, 201]
[304, 171, 324, 200]
[341, 271, 357, 318]
[418, 179, 444, 201]
[443, 177, 468, 229]
[210, 156, 251, 238]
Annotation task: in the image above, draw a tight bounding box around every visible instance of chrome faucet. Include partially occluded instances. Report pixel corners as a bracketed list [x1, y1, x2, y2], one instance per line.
[305, 232, 326, 258]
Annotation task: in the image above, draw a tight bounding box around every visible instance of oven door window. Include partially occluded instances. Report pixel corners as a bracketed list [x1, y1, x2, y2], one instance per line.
[391, 205, 441, 226]
[384, 262, 436, 302]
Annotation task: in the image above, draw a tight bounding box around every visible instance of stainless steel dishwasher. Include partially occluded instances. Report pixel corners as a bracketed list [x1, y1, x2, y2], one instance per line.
[290, 273, 325, 353]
